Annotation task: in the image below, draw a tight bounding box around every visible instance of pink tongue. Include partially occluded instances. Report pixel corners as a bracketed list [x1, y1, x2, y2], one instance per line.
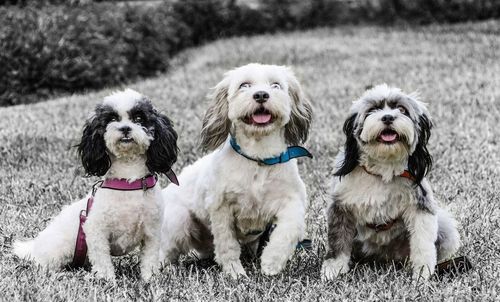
[252, 113, 272, 124]
[381, 133, 397, 142]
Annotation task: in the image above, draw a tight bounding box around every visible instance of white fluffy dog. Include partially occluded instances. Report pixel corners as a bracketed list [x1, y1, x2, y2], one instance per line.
[159, 63, 312, 278]
[13, 89, 178, 281]
[321, 84, 460, 280]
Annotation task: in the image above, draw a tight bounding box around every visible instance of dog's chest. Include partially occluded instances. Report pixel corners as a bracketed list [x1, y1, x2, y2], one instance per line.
[338, 174, 414, 224]
[93, 189, 159, 255]
[224, 168, 282, 240]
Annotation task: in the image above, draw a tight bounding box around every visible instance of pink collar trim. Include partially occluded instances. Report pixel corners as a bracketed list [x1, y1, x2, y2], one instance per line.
[101, 174, 158, 191]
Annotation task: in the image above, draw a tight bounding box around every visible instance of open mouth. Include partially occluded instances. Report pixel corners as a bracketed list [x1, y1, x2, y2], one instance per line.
[242, 107, 274, 126]
[119, 137, 134, 144]
[377, 129, 399, 144]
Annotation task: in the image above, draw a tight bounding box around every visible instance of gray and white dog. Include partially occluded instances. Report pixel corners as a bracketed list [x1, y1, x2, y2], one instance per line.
[321, 84, 460, 280]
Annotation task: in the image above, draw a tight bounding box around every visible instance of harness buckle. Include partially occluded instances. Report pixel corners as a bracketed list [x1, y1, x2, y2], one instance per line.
[91, 180, 103, 196]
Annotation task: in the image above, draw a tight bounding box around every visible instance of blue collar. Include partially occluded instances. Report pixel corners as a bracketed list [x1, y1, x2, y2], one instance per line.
[229, 136, 313, 165]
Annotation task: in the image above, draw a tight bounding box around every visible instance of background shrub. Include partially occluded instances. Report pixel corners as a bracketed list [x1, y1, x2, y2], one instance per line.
[1, 0, 499, 106]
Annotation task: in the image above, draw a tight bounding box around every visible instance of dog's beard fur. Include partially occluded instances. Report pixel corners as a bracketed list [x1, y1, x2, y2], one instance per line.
[104, 122, 152, 160]
[358, 111, 415, 164]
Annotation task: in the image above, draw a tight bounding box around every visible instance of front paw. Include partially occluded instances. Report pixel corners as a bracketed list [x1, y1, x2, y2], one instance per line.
[260, 247, 290, 276]
[412, 264, 434, 281]
[141, 265, 159, 281]
[261, 256, 287, 276]
[321, 257, 350, 281]
[222, 261, 247, 279]
[93, 268, 116, 281]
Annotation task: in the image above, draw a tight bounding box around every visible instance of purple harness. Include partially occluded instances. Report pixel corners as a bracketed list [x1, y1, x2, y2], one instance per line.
[70, 172, 178, 268]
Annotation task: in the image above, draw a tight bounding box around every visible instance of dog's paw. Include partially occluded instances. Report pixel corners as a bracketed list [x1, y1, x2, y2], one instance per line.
[94, 269, 116, 281]
[321, 257, 350, 281]
[412, 264, 434, 281]
[261, 258, 286, 276]
[223, 261, 247, 279]
[260, 247, 289, 276]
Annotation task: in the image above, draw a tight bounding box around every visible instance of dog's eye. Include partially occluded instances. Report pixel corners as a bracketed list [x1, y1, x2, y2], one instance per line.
[133, 116, 143, 123]
[271, 83, 281, 89]
[108, 116, 118, 122]
[398, 106, 408, 115]
[239, 82, 251, 89]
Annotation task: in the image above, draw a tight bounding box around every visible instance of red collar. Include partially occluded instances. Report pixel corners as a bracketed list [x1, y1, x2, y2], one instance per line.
[361, 165, 416, 182]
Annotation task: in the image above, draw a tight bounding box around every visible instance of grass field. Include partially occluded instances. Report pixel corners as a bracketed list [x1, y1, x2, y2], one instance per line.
[1, 21, 499, 301]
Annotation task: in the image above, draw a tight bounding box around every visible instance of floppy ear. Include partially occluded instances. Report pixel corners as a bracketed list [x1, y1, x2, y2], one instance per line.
[77, 113, 110, 177]
[407, 113, 433, 185]
[285, 70, 312, 145]
[334, 114, 360, 177]
[200, 77, 231, 151]
[146, 110, 179, 175]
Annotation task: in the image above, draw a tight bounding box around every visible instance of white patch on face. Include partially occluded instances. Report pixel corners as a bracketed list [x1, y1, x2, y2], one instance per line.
[102, 89, 153, 159]
[224, 64, 293, 137]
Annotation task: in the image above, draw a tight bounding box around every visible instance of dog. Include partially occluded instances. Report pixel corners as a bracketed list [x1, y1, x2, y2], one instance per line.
[13, 89, 178, 281]
[321, 84, 460, 280]
[159, 63, 312, 278]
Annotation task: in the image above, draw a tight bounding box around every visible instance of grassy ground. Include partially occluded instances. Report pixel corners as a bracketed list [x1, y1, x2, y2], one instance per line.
[1, 21, 499, 301]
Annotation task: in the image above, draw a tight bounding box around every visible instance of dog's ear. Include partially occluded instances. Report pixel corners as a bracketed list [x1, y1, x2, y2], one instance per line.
[408, 113, 433, 184]
[200, 77, 231, 151]
[285, 69, 312, 145]
[77, 111, 111, 177]
[334, 114, 360, 177]
[146, 109, 179, 175]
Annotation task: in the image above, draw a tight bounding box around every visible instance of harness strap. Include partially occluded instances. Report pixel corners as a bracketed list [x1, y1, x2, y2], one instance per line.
[70, 174, 161, 269]
[366, 218, 400, 232]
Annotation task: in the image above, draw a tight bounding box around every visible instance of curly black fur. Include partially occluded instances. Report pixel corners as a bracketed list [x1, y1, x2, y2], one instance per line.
[145, 109, 178, 176]
[407, 114, 433, 185]
[76, 105, 113, 177]
[334, 114, 360, 177]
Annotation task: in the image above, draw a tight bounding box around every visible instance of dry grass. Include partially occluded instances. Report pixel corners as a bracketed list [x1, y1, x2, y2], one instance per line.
[1, 21, 499, 301]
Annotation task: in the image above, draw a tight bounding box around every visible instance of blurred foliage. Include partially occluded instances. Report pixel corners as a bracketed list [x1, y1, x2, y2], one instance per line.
[1, 0, 499, 106]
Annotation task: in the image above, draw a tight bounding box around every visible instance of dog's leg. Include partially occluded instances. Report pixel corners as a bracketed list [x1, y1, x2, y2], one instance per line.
[436, 208, 461, 261]
[260, 199, 305, 276]
[159, 201, 192, 264]
[140, 225, 160, 281]
[406, 207, 438, 280]
[210, 204, 246, 279]
[321, 200, 356, 281]
[84, 221, 115, 280]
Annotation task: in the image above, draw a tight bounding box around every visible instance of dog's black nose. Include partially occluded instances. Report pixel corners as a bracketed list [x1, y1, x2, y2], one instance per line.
[119, 126, 132, 134]
[381, 114, 395, 124]
[253, 91, 269, 103]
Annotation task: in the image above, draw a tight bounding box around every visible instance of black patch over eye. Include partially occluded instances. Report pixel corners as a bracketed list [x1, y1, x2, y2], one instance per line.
[398, 105, 408, 115]
[132, 114, 145, 124]
[129, 99, 154, 126]
[108, 114, 119, 122]
[98, 106, 120, 124]
[367, 106, 381, 115]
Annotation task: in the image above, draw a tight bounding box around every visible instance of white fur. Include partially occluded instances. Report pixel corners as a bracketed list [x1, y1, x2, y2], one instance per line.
[13, 89, 164, 281]
[159, 64, 310, 278]
[322, 84, 460, 280]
